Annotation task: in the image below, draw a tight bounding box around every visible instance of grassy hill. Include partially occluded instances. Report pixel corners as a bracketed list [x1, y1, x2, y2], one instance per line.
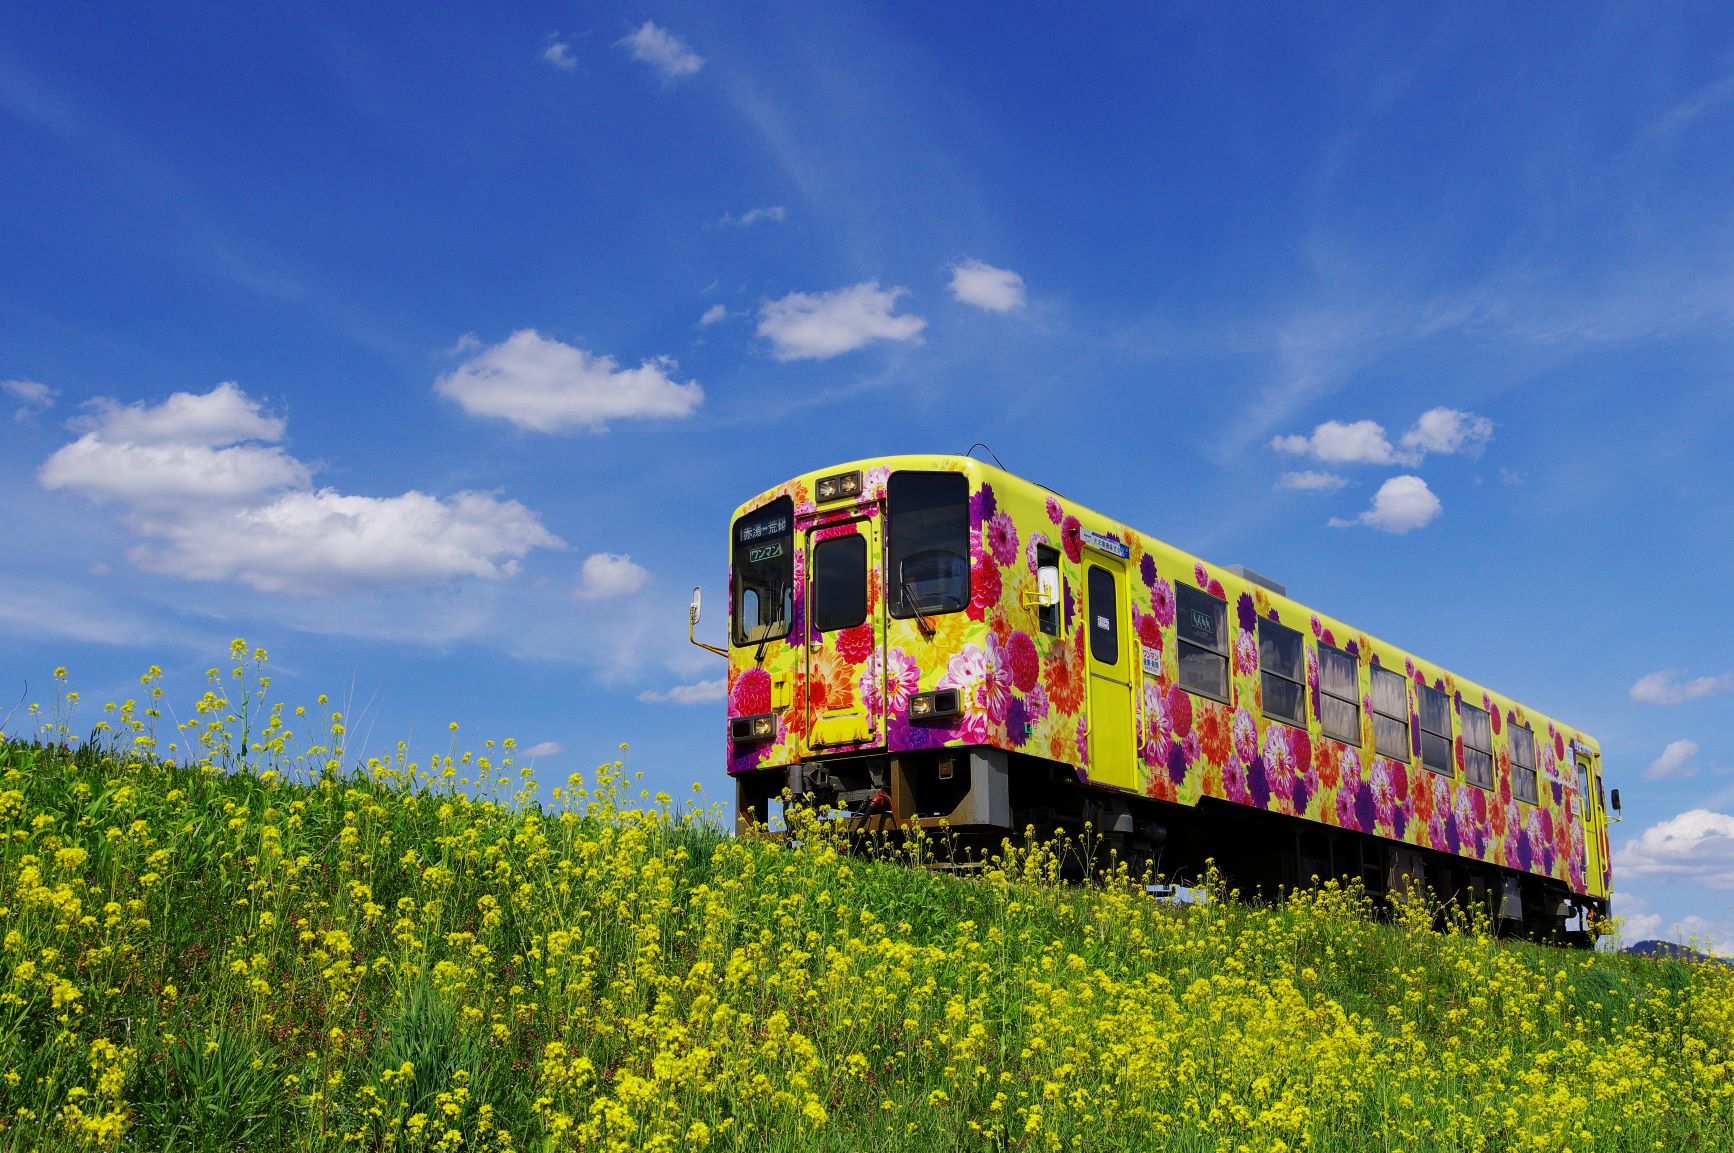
[2, 651, 1731, 1151]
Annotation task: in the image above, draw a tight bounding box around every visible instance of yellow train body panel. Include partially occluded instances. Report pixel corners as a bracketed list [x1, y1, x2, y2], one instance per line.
[724, 455, 1611, 905]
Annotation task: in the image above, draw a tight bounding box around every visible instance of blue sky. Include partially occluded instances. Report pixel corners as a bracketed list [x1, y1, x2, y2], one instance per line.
[3, 3, 1732, 949]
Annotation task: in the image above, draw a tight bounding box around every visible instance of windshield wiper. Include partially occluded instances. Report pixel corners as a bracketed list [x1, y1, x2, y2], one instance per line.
[754, 575, 786, 663]
[901, 579, 936, 640]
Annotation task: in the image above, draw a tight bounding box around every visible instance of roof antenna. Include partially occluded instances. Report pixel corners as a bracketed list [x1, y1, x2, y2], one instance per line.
[961, 442, 1006, 470]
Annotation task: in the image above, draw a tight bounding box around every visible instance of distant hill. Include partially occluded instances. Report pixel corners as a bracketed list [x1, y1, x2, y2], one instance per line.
[1624, 939, 1731, 964]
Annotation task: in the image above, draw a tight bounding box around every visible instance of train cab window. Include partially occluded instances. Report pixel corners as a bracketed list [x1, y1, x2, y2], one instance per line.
[1034, 546, 1061, 636]
[1258, 619, 1305, 726]
[1319, 644, 1361, 745]
[888, 471, 969, 619]
[1418, 684, 1452, 775]
[811, 533, 867, 633]
[1461, 702, 1493, 790]
[1176, 584, 1229, 701]
[1370, 667, 1410, 760]
[732, 497, 793, 646]
[1510, 724, 1539, 804]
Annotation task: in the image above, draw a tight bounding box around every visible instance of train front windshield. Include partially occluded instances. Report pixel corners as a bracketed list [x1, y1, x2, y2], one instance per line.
[888, 471, 969, 617]
[733, 496, 793, 645]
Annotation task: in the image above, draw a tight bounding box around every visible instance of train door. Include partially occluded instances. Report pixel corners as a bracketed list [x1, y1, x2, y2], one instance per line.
[1085, 559, 1135, 783]
[1575, 750, 1604, 893]
[804, 517, 884, 751]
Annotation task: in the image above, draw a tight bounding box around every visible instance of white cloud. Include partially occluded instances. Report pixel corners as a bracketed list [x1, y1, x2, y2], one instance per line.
[435, 330, 702, 433]
[1613, 809, 1734, 890]
[1646, 738, 1701, 781]
[542, 40, 577, 71]
[948, 258, 1026, 313]
[637, 677, 726, 704]
[4, 378, 57, 420]
[1272, 408, 1493, 467]
[1329, 475, 1441, 534]
[128, 489, 559, 594]
[1630, 669, 1734, 705]
[40, 383, 308, 508]
[758, 282, 926, 361]
[520, 740, 563, 758]
[698, 304, 728, 326]
[1399, 407, 1494, 457]
[41, 438, 310, 509]
[74, 380, 284, 446]
[1276, 470, 1348, 492]
[574, 552, 649, 600]
[1272, 419, 1403, 465]
[38, 383, 564, 594]
[618, 22, 703, 81]
[720, 206, 785, 227]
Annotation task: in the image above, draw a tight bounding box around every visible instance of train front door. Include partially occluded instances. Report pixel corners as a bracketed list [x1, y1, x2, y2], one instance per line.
[1085, 558, 1135, 784]
[803, 516, 884, 752]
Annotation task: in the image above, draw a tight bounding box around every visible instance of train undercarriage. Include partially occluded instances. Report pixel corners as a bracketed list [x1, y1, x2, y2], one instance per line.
[736, 746, 1608, 948]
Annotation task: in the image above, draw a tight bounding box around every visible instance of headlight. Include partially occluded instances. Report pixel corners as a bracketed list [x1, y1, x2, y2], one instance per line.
[908, 689, 959, 722]
[814, 470, 863, 503]
[730, 713, 776, 743]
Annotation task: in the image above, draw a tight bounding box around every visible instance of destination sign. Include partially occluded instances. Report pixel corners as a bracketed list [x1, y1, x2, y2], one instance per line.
[736, 511, 790, 544]
[1079, 529, 1130, 559]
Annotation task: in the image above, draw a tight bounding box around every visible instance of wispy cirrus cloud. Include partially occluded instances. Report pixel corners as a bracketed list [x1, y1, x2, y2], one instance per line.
[618, 22, 703, 82]
[758, 282, 925, 361]
[4, 379, 58, 420]
[637, 677, 726, 704]
[435, 330, 702, 433]
[1276, 470, 1348, 493]
[1631, 670, 1734, 705]
[1646, 739, 1701, 781]
[719, 206, 785, 228]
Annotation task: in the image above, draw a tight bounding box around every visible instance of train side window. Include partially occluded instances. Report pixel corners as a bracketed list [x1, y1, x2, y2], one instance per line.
[1035, 545, 1061, 636]
[1576, 759, 1590, 818]
[1418, 684, 1452, 775]
[1319, 643, 1361, 746]
[1461, 701, 1493, 790]
[1370, 667, 1410, 760]
[1176, 584, 1229, 702]
[810, 533, 867, 633]
[1510, 724, 1539, 804]
[1258, 619, 1305, 726]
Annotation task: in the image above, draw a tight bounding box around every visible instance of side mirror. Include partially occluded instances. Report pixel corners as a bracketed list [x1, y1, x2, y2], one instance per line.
[687, 585, 726, 659]
[1610, 788, 1622, 822]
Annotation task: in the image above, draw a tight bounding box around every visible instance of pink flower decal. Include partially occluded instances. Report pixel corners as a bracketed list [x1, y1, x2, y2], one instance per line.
[1046, 496, 1063, 524]
[1150, 576, 1175, 628]
[1061, 515, 1083, 563]
[984, 510, 1019, 567]
[1005, 630, 1040, 693]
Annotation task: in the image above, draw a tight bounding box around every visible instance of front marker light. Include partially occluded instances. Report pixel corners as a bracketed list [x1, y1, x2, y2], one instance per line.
[814, 470, 863, 503]
[908, 689, 959, 723]
[731, 713, 776, 743]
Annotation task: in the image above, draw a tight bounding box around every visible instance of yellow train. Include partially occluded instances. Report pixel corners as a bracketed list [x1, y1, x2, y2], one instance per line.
[699, 454, 1615, 938]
